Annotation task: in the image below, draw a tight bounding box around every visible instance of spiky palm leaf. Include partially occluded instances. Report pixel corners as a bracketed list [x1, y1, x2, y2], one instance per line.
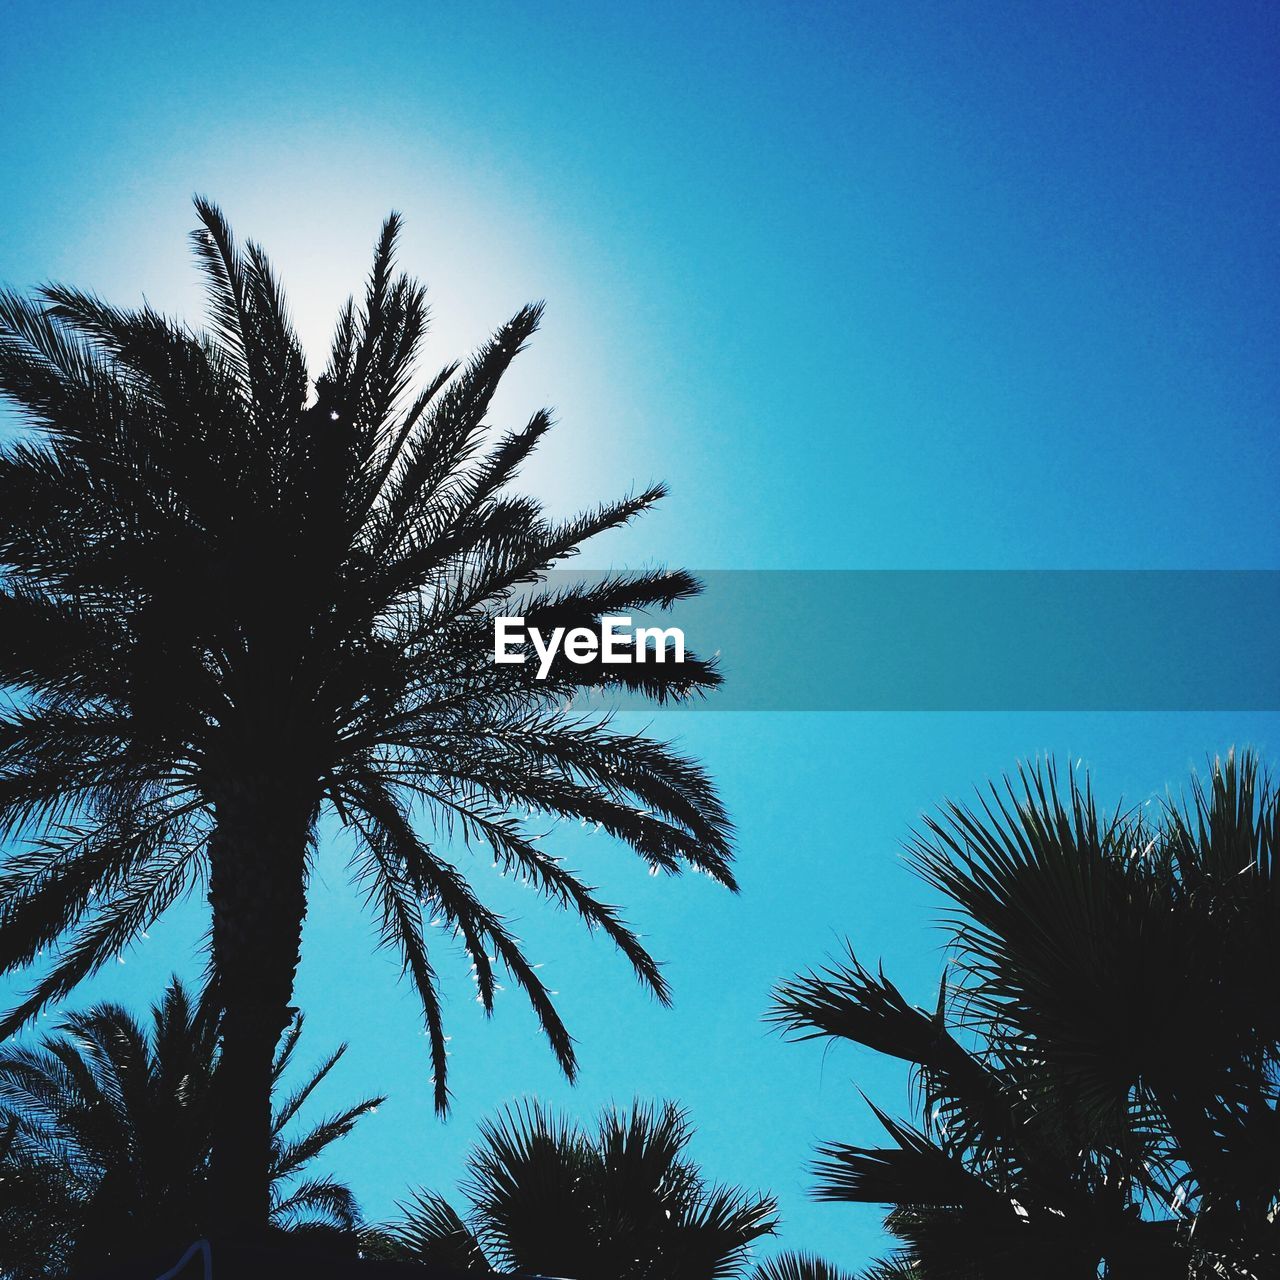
[0, 977, 377, 1272]
[749, 1254, 860, 1280]
[383, 1099, 777, 1280]
[367, 1189, 494, 1273]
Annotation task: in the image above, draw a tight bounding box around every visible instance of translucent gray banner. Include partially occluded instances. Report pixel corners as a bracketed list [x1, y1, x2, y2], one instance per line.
[527, 570, 1280, 711]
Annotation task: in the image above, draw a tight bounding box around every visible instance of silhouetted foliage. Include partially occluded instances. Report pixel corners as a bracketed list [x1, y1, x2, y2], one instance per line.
[772, 751, 1280, 1279]
[748, 1253, 861, 1280]
[0, 978, 378, 1276]
[370, 1099, 777, 1279]
[0, 198, 731, 1232]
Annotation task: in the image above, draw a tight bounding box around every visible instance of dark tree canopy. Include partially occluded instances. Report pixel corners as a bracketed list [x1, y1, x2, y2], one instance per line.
[773, 751, 1280, 1280]
[373, 1098, 778, 1280]
[0, 978, 376, 1277]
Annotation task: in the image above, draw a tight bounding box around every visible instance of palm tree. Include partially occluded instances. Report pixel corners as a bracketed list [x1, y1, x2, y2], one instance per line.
[0, 199, 733, 1237]
[0, 976, 377, 1276]
[748, 1254, 860, 1280]
[374, 1099, 777, 1278]
[0, 1115, 77, 1280]
[770, 751, 1280, 1279]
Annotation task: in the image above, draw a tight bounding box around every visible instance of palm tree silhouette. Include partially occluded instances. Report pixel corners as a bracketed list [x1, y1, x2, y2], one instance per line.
[771, 751, 1280, 1279]
[374, 1099, 777, 1278]
[748, 1257, 860, 1280]
[0, 977, 378, 1276]
[0, 199, 733, 1238]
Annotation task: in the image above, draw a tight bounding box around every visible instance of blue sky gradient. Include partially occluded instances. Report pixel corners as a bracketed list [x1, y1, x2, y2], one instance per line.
[2, 1, 1278, 1267]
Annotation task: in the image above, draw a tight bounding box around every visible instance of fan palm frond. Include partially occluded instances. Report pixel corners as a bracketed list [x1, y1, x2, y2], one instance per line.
[383, 1098, 777, 1280]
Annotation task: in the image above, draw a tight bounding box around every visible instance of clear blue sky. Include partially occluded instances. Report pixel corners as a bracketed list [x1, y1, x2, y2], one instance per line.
[2, 1, 1278, 1268]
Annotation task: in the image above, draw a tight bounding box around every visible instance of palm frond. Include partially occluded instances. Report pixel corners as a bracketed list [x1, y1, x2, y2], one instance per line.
[751, 1252, 859, 1280]
[382, 1189, 494, 1272]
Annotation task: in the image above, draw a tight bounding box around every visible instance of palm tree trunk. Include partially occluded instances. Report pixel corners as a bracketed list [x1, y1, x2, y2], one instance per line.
[206, 779, 313, 1242]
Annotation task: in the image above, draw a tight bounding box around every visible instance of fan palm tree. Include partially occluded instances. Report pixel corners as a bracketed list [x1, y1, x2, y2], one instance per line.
[771, 751, 1280, 1279]
[0, 199, 733, 1236]
[374, 1099, 777, 1278]
[0, 976, 378, 1276]
[748, 1254, 860, 1280]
